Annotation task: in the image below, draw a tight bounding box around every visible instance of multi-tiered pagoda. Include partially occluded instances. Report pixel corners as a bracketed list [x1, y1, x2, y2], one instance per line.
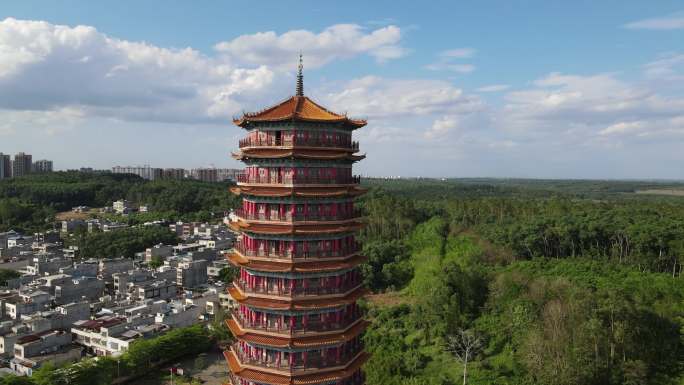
[224, 56, 368, 385]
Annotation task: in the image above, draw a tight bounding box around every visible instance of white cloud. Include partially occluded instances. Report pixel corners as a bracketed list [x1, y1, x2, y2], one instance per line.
[425, 115, 459, 139]
[323, 76, 483, 119]
[214, 24, 408, 68]
[476, 84, 510, 92]
[425, 48, 475, 73]
[499, 70, 684, 146]
[0, 18, 409, 125]
[439, 48, 475, 58]
[425, 63, 475, 73]
[624, 13, 684, 30]
[644, 53, 684, 82]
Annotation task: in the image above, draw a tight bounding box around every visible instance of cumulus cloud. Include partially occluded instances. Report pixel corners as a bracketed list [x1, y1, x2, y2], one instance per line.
[499, 70, 684, 145]
[425, 115, 459, 139]
[425, 48, 476, 73]
[476, 84, 510, 92]
[323, 76, 483, 119]
[439, 48, 475, 58]
[0, 18, 409, 125]
[623, 13, 684, 30]
[214, 24, 408, 68]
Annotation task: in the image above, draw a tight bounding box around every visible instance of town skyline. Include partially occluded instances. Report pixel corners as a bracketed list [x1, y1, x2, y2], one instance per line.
[0, 1, 683, 178]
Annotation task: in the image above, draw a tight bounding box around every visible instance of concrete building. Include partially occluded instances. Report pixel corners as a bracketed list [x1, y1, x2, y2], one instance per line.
[145, 244, 174, 262]
[113, 270, 153, 296]
[162, 168, 185, 180]
[61, 219, 86, 233]
[189, 167, 218, 182]
[54, 277, 105, 304]
[12, 153, 32, 178]
[99, 258, 134, 280]
[112, 165, 162, 181]
[71, 316, 166, 357]
[10, 330, 80, 376]
[113, 199, 134, 214]
[32, 160, 53, 173]
[176, 259, 208, 288]
[0, 153, 11, 179]
[1, 290, 51, 319]
[132, 280, 176, 301]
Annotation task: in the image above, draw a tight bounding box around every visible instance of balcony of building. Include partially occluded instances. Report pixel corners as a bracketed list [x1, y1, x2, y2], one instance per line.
[236, 174, 361, 186]
[231, 310, 363, 336]
[233, 242, 361, 260]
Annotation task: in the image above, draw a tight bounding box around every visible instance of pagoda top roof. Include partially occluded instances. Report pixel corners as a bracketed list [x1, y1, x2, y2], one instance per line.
[233, 96, 366, 129]
[234, 55, 366, 129]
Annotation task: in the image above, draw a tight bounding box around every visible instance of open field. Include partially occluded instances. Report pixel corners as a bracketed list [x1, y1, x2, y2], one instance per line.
[54, 209, 100, 221]
[635, 189, 684, 196]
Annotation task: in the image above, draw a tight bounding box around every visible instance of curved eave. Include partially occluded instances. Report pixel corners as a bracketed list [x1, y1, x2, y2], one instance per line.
[232, 150, 365, 162]
[233, 116, 366, 130]
[225, 349, 368, 385]
[227, 251, 368, 273]
[228, 285, 368, 311]
[226, 318, 368, 349]
[231, 186, 367, 198]
[231, 220, 365, 235]
[231, 96, 367, 130]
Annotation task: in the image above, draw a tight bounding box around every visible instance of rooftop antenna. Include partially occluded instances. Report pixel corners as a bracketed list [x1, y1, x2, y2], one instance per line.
[296, 53, 304, 97]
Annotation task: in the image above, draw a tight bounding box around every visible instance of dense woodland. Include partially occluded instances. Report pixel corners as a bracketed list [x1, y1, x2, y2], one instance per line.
[0, 173, 682, 384]
[0, 172, 238, 233]
[360, 179, 684, 385]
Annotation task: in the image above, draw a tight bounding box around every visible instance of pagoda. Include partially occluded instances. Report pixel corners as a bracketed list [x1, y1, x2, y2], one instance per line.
[224, 55, 368, 385]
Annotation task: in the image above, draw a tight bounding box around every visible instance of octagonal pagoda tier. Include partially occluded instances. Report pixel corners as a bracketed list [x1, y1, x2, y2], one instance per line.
[225, 56, 367, 385]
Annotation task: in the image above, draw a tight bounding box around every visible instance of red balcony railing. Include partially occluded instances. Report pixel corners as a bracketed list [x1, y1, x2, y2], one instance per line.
[236, 174, 361, 185]
[232, 311, 362, 335]
[234, 279, 362, 298]
[239, 137, 359, 152]
[235, 208, 363, 222]
[233, 242, 361, 260]
[231, 344, 362, 372]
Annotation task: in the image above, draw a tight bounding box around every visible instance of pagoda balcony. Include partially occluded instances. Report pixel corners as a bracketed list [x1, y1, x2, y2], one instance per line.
[234, 279, 362, 298]
[231, 345, 363, 374]
[236, 208, 363, 223]
[236, 174, 361, 186]
[239, 137, 359, 152]
[231, 311, 363, 335]
[234, 242, 361, 260]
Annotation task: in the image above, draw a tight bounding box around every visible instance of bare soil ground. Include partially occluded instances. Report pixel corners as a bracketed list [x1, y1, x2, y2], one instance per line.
[54, 209, 100, 221]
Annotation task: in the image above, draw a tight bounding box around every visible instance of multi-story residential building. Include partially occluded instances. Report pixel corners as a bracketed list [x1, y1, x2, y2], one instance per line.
[145, 244, 174, 262]
[99, 258, 134, 280]
[54, 277, 105, 304]
[32, 159, 53, 173]
[10, 329, 81, 376]
[0, 153, 11, 179]
[132, 280, 177, 301]
[72, 316, 167, 357]
[61, 219, 86, 233]
[1, 290, 51, 319]
[12, 152, 32, 178]
[113, 270, 153, 296]
[189, 167, 218, 182]
[216, 168, 240, 182]
[162, 168, 185, 180]
[113, 199, 134, 214]
[176, 259, 208, 288]
[112, 165, 162, 180]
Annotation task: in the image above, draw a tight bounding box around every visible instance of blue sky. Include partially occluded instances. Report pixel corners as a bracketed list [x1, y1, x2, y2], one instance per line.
[0, 1, 683, 178]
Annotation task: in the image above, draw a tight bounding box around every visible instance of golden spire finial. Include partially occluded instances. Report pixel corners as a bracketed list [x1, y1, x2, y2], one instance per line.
[296, 53, 304, 97]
